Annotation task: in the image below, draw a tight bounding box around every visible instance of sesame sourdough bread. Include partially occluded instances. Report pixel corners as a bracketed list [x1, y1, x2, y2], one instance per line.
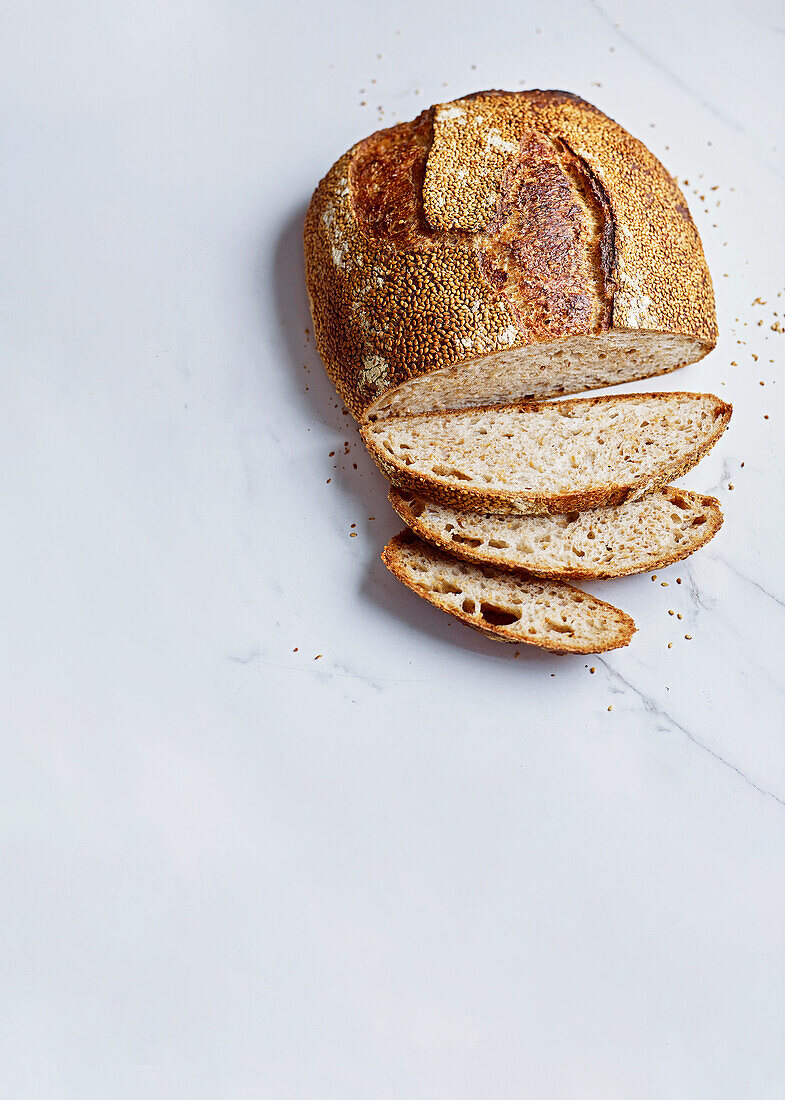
[362, 393, 731, 515]
[382, 531, 635, 652]
[389, 486, 723, 579]
[304, 90, 717, 423]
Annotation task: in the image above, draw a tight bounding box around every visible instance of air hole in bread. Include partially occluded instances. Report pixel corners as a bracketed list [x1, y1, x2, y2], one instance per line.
[408, 498, 426, 517]
[430, 579, 463, 595]
[691, 516, 707, 526]
[431, 464, 472, 480]
[451, 533, 483, 548]
[488, 539, 509, 549]
[565, 511, 580, 524]
[545, 617, 576, 635]
[479, 602, 522, 627]
[462, 598, 476, 614]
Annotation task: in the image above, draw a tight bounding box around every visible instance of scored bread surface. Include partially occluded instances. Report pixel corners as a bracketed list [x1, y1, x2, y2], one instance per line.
[304, 89, 717, 422]
[382, 531, 636, 653]
[389, 486, 723, 579]
[363, 392, 731, 515]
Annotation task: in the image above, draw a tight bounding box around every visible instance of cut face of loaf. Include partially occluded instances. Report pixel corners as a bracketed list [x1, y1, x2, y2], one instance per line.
[382, 532, 636, 653]
[365, 330, 702, 420]
[389, 486, 723, 579]
[362, 392, 732, 515]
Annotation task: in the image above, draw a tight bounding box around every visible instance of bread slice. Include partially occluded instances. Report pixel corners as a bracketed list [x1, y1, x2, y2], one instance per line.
[389, 486, 723, 580]
[362, 392, 731, 515]
[305, 90, 717, 423]
[382, 531, 635, 653]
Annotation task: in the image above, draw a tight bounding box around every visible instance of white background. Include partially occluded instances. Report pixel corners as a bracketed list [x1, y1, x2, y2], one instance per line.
[1, 1, 784, 1096]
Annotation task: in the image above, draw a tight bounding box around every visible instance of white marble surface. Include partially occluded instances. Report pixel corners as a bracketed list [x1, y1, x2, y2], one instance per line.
[2, 1, 784, 1096]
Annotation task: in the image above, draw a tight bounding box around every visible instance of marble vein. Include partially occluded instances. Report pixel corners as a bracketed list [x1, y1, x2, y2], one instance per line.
[599, 658, 785, 809]
[589, 1, 785, 182]
[706, 552, 785, 611]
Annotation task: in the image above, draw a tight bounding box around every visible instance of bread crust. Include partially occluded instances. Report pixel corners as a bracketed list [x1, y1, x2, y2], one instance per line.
[388, 486, 724, 579]
[381, 532, 636, 653]
[304, 89, 718, 421]
[361, 393, 732, 516]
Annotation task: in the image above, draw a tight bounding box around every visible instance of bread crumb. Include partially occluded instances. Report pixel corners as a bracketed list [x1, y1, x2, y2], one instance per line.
[607, 705, 613, 711]
[590, 667, 596, 674]
[350, 532, 357, 538]
[684, 634, 692, 640]
[651, 574, 657, 581]
[728, 483, 734, 490]
[315, 654, 323, 659]
[293, 647, 298, 652]
[667, 642, 673, 648]
[676, 578, 682, 584]
[677, 613, 683, 620]
[661, 581, 668, 587]
[668, 610, 674, 615]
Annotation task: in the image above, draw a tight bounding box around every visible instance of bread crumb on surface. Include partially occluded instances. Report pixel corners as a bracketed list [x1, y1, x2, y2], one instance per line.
[668, 642, 673, 648]
[685, 634, 692, 640]
[315, 654, 323, 660]
[607, 705, 613, 711]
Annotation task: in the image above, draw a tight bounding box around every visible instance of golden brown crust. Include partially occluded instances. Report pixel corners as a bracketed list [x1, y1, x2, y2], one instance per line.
[361, 393, 732, 516]
[388, 486, 724, 579]
[381, 531, 636, 653]
[348, 109, 442, 250]
[475, 131, 613, 341]
[304, 89, 718, 422]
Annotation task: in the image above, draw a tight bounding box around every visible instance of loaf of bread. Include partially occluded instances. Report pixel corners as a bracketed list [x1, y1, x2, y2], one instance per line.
[304, 89, 717, 423]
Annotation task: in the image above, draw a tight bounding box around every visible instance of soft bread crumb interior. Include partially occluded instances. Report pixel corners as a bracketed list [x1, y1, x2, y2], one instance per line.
[386, 534, 632, 649]
[366, 330, 706, 420]
[391, 487, 721, 578]
[368, 394, 726, 497]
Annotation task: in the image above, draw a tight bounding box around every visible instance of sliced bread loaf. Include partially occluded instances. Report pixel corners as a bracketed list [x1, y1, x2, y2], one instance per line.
[382, 531, 636, 653]
[362, 392, 731, 515]
[389, 486, 723, 579]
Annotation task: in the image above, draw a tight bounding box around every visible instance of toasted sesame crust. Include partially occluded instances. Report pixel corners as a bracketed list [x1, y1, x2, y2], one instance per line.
[388, 486, 724, 579]
[304, 89, 717, 422]
[381, 531, 636, 653]
[361, 393, 732, 516]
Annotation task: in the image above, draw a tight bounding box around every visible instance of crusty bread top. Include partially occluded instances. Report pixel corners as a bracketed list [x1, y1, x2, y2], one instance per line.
[363, 392, 732, 515]
[382, 530, 636, 653]
[304, 89, 717, 420]
[388, 485, 723, 580]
